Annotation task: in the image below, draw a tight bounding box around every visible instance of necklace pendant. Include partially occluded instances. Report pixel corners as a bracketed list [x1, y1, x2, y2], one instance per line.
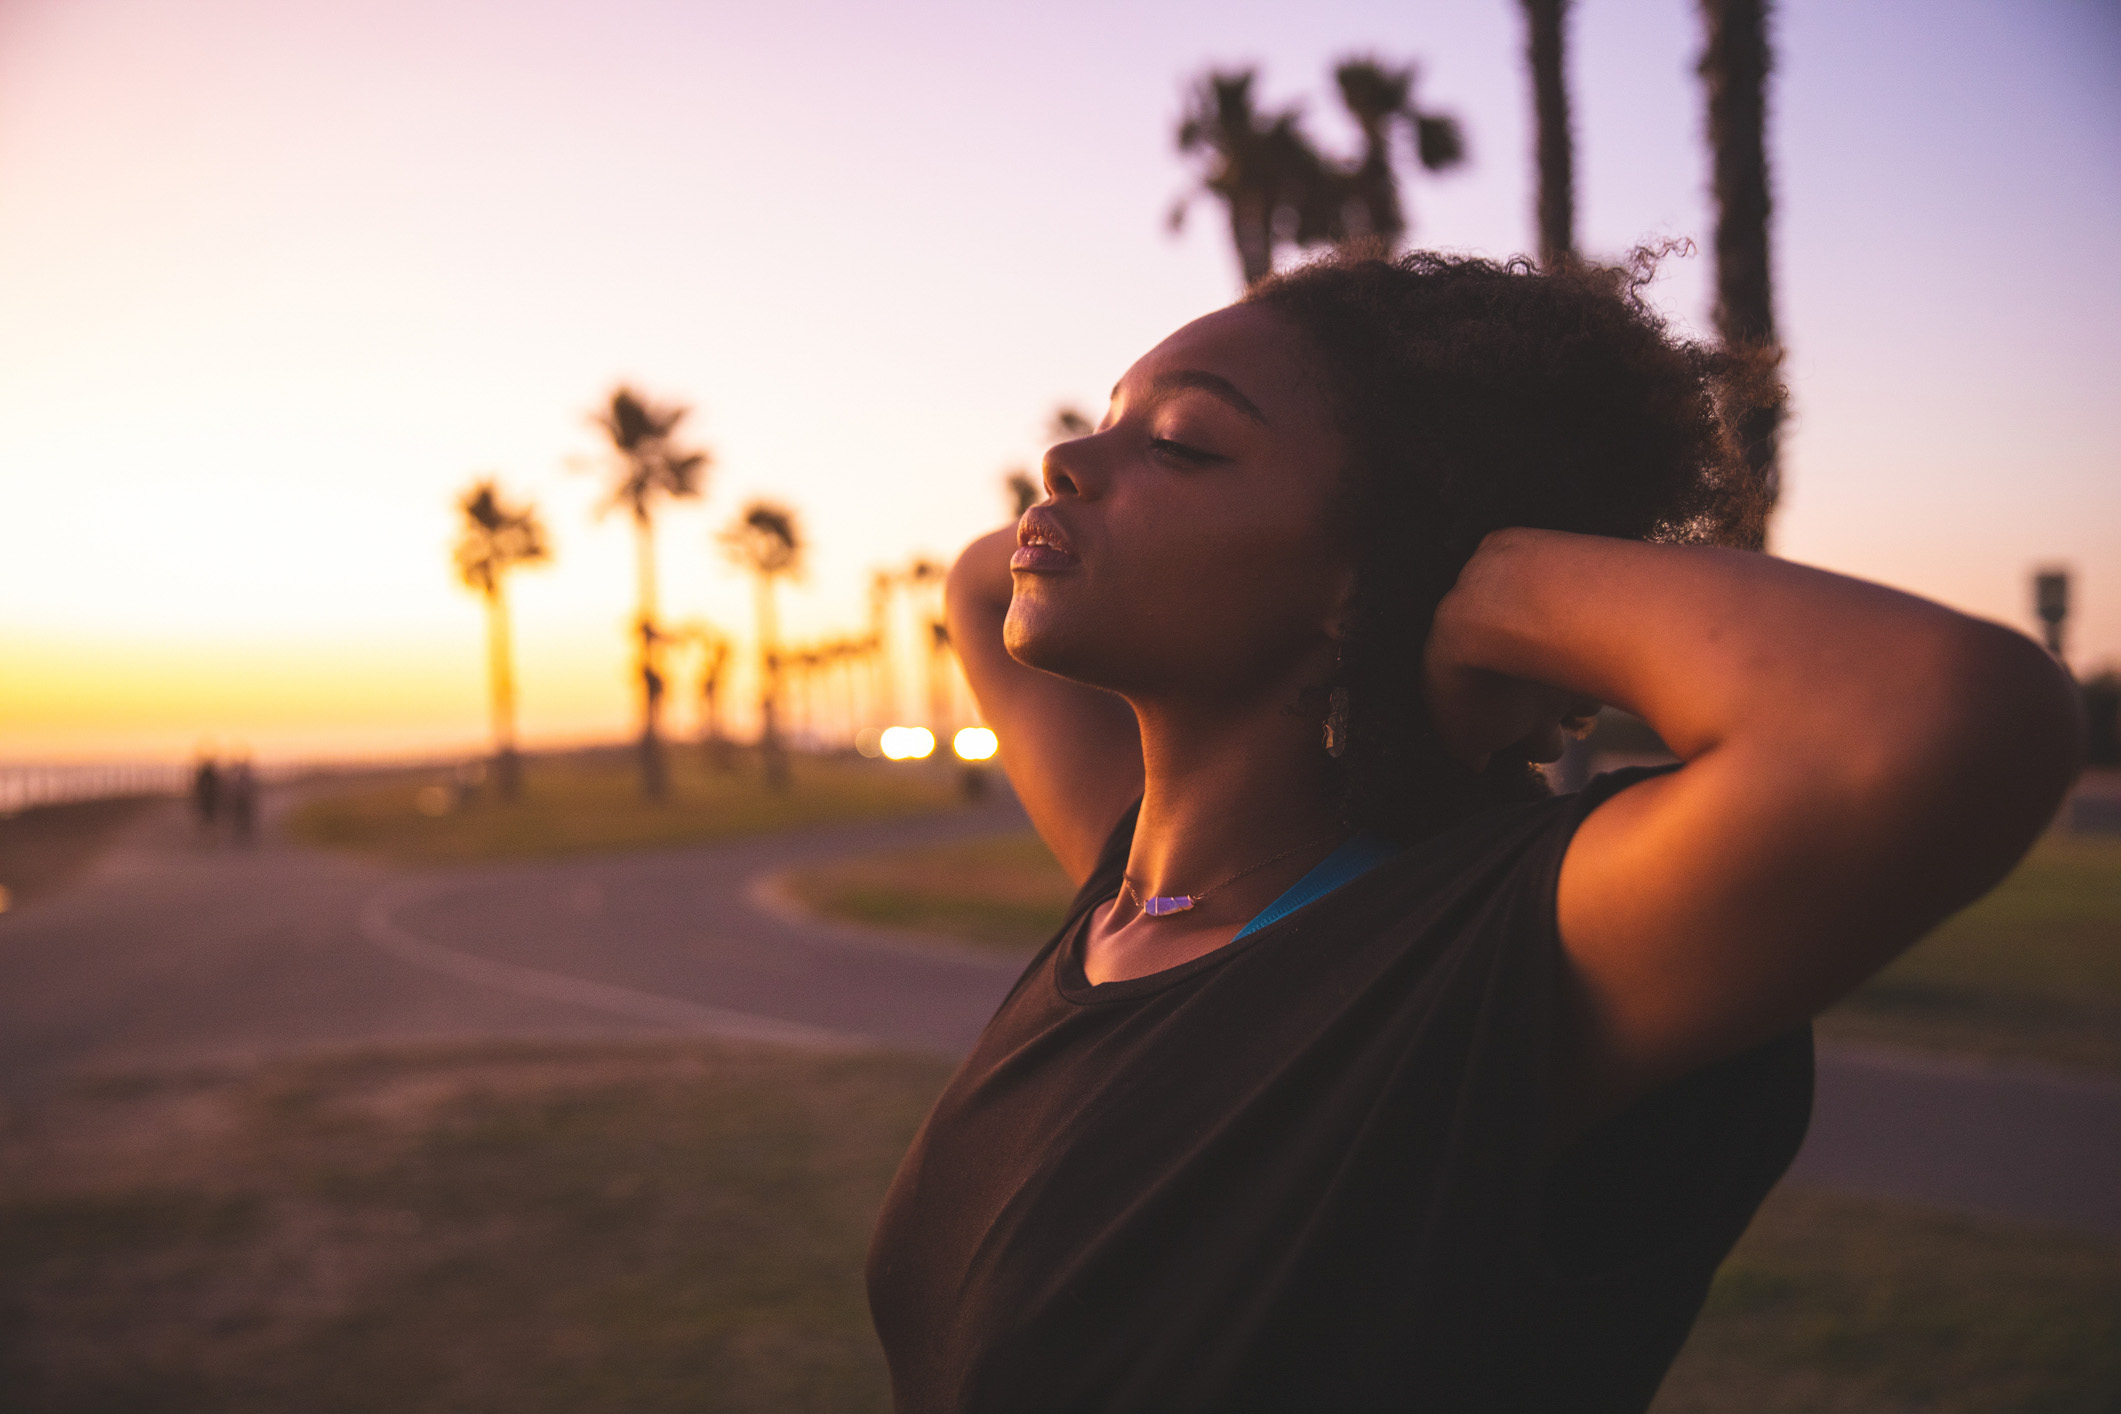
[1142, 894, 1197, 917]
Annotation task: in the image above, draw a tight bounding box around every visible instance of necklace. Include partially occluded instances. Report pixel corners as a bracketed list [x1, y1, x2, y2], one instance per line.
[1119, 829, 1344, 919]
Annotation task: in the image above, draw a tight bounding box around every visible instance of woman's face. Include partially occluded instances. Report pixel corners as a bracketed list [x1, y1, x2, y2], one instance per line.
[1004, 302, 1352, 702]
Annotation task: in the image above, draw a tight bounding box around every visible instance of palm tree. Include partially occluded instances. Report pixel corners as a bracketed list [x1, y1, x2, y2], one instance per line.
[721, 500, 803, 790]
[1005, 405, 1091, 511]
[1003, 470, 1040, 518]
[1173, 61, 1464, 289]
[452, 478, 549, 800]
[1172, 70, 1327, 287]
[590, 385, 711, 798]
[867, 568, 897, 734]
[1698, 0, 1784, 519]
[1327, 58, 1465, 250]
[1048, 405, 1094, 440]
[696, 631, 734, 769]
[1518, 0, 1576, 268]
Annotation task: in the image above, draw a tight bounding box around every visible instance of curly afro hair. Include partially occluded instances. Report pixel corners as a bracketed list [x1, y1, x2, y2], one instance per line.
[1244, 248, 1778, 841]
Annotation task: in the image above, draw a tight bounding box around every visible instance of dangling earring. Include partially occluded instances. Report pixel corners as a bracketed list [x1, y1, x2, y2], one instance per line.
[1323, 640, 1350, 758]
[1324, 686, 1349, 757]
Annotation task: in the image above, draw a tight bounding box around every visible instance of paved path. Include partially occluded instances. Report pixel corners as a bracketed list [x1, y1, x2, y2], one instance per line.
[3, 795, 2117, 1238]
[0, 794, 1024, 1095]
[1797, 1045, 2121, 1236]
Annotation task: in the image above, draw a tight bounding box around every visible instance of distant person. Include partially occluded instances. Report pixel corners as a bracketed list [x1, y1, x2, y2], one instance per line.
[225, 754, 257, 845]
[190, 751, 221, 833]
[868, 252, 2082, 1411]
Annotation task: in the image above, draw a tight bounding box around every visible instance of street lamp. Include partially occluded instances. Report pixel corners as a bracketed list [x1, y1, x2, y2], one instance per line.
[2033, 567, 2070, 661]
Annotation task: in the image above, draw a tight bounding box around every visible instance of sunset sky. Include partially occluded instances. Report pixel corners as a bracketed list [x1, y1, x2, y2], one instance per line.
[3, 0, 2116, 763]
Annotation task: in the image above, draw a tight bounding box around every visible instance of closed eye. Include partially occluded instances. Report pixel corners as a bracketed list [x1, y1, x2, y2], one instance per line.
[1149, 437, 1224, 467]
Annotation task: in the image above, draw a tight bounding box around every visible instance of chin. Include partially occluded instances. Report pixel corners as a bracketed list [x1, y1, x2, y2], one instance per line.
[1004, 592, 1119, 687]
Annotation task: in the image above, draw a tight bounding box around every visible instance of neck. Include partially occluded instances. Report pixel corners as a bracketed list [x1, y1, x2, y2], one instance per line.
[1123, 658, 1342, 904]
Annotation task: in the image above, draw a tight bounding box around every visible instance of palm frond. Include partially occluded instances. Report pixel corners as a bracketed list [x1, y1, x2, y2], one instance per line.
[452, 477, 550, 594]
[720, 499, 804, 576]
[1333, 57, 1413, 131]
[1416, 113, 1466, 170]
[585, 384, 711, 522]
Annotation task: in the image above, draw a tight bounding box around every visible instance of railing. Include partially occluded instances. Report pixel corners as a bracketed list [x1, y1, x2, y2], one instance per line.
[0, 748, 502, 816]
[0, 762, 191, 815]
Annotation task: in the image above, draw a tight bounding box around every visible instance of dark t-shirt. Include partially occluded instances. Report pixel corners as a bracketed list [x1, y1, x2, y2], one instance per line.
[867, 769, 1813, 1412]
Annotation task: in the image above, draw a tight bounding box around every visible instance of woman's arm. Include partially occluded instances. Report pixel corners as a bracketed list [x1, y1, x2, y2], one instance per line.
[1426, 529, 2083, 1135]
[947, 527, 1143, 883]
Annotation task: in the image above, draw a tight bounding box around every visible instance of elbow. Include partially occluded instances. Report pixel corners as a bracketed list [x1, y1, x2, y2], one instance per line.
[1886, 618, 2083, 837]
[1952, 619, 2083, 788]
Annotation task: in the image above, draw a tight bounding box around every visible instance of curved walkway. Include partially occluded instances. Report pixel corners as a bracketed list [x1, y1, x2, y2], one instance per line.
[2, 794, 2116, 1237]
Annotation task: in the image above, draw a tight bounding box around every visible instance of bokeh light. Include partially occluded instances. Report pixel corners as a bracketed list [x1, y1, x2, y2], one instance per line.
[879, 726, 935, 761]
[952, 727, 998, 761]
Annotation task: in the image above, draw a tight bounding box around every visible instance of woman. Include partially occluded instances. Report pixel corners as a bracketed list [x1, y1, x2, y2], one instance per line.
[866, 253, 2080, 1412]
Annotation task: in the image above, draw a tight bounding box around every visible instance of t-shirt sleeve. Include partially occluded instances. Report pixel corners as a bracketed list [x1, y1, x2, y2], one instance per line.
[1512, 765, 1816, 1409]
[1528, 764, 1815, 1269]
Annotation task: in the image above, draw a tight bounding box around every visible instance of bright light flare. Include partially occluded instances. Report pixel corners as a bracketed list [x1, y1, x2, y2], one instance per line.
[952, 726, 998, 761]
[879, 725, 935, 760]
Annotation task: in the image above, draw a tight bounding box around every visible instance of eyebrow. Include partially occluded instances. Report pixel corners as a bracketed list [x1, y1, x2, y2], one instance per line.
[1111, 370, 1271, 426]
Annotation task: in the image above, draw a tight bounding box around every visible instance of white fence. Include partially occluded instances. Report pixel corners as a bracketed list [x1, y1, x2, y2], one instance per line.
[0, 750, 500, 816]
[0, 762, 191, 815]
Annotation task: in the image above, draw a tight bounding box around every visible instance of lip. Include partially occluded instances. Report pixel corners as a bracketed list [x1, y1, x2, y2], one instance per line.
[1012, 508, 1079, 573]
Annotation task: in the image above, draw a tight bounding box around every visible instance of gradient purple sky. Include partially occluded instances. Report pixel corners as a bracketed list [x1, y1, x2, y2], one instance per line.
[2, 0, 2115, 760]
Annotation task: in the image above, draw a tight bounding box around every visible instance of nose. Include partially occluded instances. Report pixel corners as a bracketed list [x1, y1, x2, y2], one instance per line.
[1041, 435, 1107, 502]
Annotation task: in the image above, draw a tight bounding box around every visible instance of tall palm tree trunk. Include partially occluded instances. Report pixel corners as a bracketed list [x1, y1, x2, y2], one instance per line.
[632, 514, 666, 799]
[1230, 193, 1273, 287]
[1522, 0, 1576, 268]
[754, 572, 788, 791]
[1699, 0, 1783, 517]
[484, 581, 521, 800]
[633, 515, 660, 626]
[867, 575, 897, 732]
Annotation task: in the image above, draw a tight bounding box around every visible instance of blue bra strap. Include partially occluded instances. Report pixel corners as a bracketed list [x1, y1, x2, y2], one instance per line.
[1232, 833, 1400, 941]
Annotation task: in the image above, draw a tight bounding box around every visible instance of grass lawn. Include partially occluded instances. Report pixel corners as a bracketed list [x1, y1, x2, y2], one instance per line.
[288, 749, 968, 867]
[1652, 1184, 2121, 1413]
[791, 827, 2121, 1073]
[781, 831, 1080, 952]
[1, 1040, 2112, 1413]
[0, 1040, 952, 1414]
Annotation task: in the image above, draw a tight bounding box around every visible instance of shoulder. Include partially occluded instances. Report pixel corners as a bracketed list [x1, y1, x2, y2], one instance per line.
[1369, 765, 1676, 913]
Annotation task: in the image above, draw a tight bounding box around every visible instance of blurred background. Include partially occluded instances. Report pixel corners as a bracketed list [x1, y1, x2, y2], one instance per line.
[2, 3, 2117, 1411]
[3, 0, 2115, 772]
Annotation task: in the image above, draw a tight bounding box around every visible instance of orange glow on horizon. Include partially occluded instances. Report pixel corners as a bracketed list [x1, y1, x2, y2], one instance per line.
[2, 0, 2115, 766]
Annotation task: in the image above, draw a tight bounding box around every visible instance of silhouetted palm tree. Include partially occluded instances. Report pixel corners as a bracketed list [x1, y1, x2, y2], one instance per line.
[1004, 470, 1040, 518]
[590, 386, 710, 798]
[696, 632, 733, 768]
[1518, 0, 1576, 268]
[1048, 405, 1095, 440]
[452, 478, 549, 800]
[721, 500, 803, 790]
[1172, 71, 1327, 286]
[867, 569, 897, 733]
[1698, 0, 1784, 516]
[1173, 61, 1464, 289]
[1326, 58, 1464, 250]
